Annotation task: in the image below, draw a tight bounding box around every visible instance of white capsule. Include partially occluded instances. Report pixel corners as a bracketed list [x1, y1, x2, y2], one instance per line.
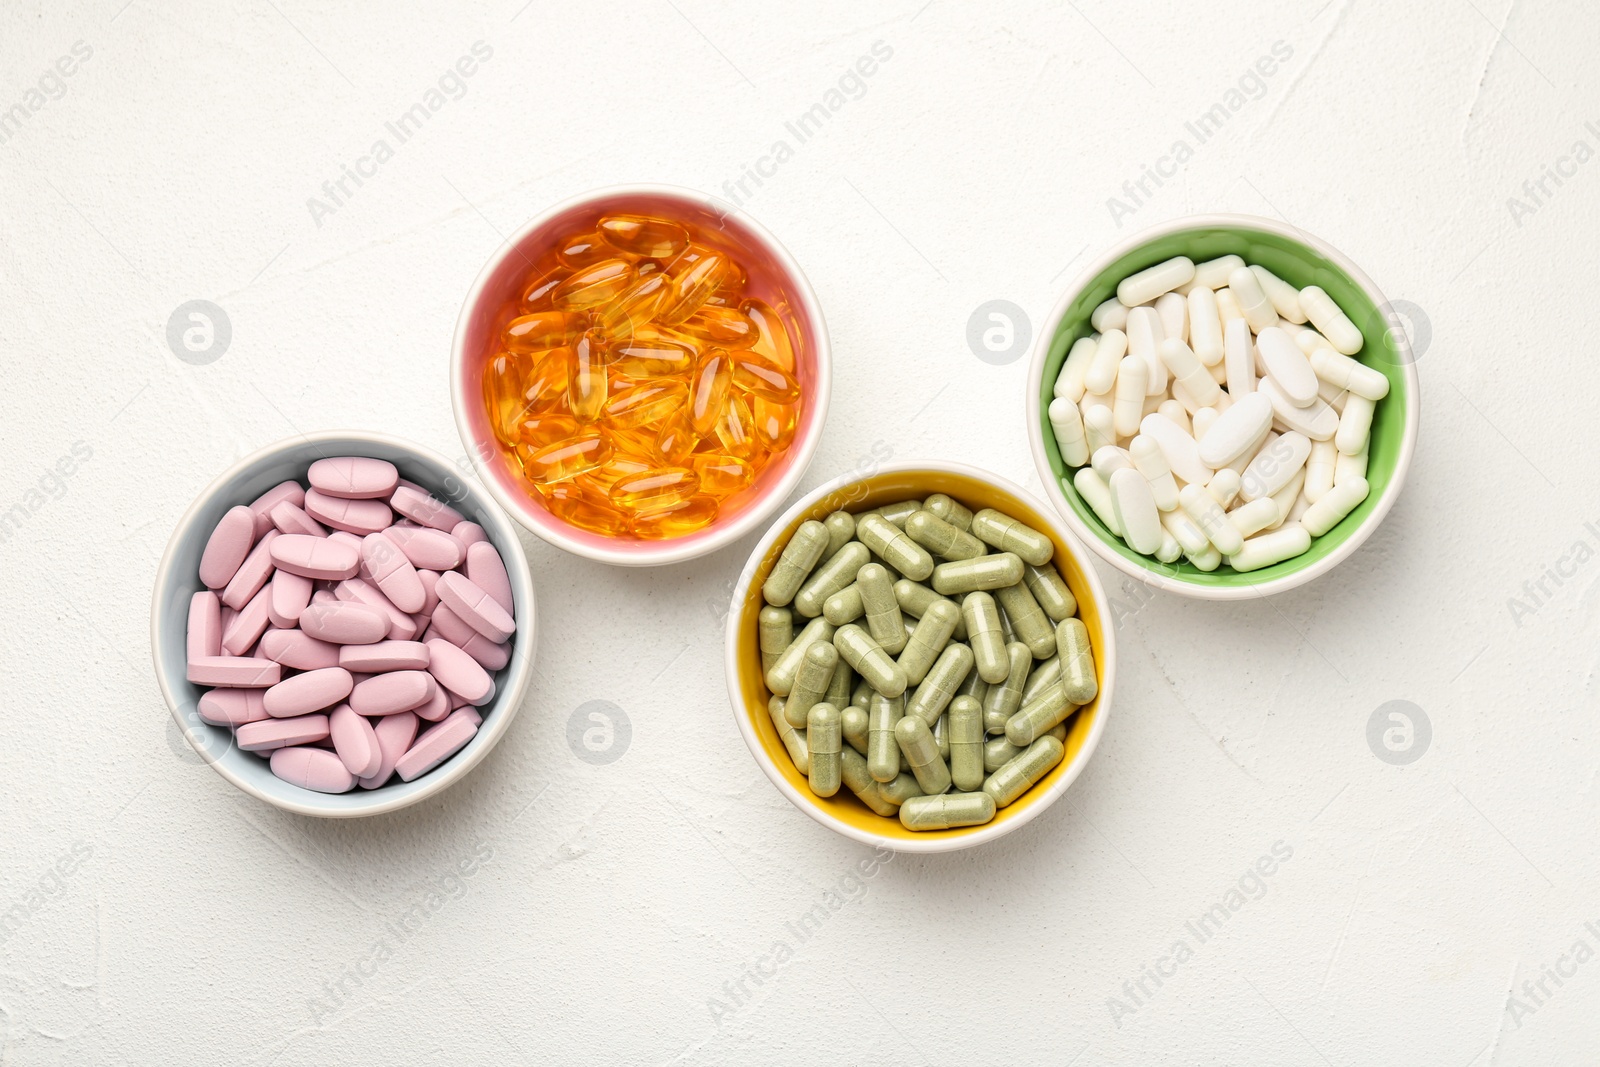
[1240, 431, 1311, 502]
[1207, 358, 1228, 385]
[1309, 347, 1389, 401]
[1158, 338, 1222, 409]
[1317, 377, 1349, 412]
[1085, 329, 1128, 396]
[1155, 530, 1182, 563]
[1125, 306, 1167, 395]
[1081, 390, 1113, 420]
[1336, 393, 1374, 456]
[1192, 406, 1219, 445]
[1129, 435, 1180, 511]
[1287, 491, 1313, 524]
[1113, 355, 1148, 437]
[1215, 286, 1245, 331]
[1299, 286, 1362, 355]
[1303, 438, 1337, 503]
[1268, 469, 1306, 527]
[1256, 327, 1319, 406]
[1249, 265, 1307, 323]
[1258, 377, 1339, 441]
[1090, 297, 1130, 333]
[1117, 256, 1195, 306]
[1110, 468, 1163, 555]
[1170, 375, 1205, 416]
[1197, 391, 1273, 468]
[1084, 404, 1117, 456]
[1186, 286, 1224, 368]
[1228, 266, 1279, 333]
[1138, 412, 1211, 486]
[1155, 291, 1188, 344]
[1228, 525, 1311, 572]
[1226, 496, 1279, 540]
[1223, 318, 1254, 397]
[1193, 254, 1246, 291]
[1334, 440, 1369, 486]
[1177, 483, 1242, 556]
[1205, 468, 1241, 510]
[1187, 543, 1222, 571]
[1090, 445, 1133, 481]
[1293, 326, 1334, 356]
[1157, 399, 1190, 434]
[1160, 506, 1210, 555]
[1053, 336, 1098, 402]
[1301, 477, 1369, 537]
[1073, 468, 1120, 535]
[1048, 397, 1089, 467]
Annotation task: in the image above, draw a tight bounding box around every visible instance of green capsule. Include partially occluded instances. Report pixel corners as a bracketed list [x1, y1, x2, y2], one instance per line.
[983, 735, 1065, 808]
[758, 605, 794, 675]
[827, 658, 854, 707]
[997, 603, 1016, 642]
[768, 695, 808, 774]
[984, 733, 1026, 772]
[876, 771, 923, 807]
[867, 691, 904, 782]
[764, 616, 835, 695]
[807, 703, 842, 797]
[855, 513, 934, 581]
[895, 715, 951, 795]
[896, 599, 960, 686]
[850, 678, 873, 708]
[954, 667, 989, 707]
[906, 642, 973, 726]
[983, 641, 1033, 733]
[785, 640, 839, 727]
[1022, 654, 1060, 705]
[1005, 680, 1073, 746]
[931, 552, 1024, 595]
[841, 704, 869, 755]
[900, 791, 995, 831]
[856, 562, 906, 655]
[1057, 619, 1098, 705]
[923, 493, 974, 531]
[947, 694, 985, 791]
[893, 579, 967, 640]
[793, 542, 871, 618]
[763, 520, 829, 607]
[822, 583, 864, 625]
[841, 748, 898, 816]
[961, 591, 1009, 684]
[1021, 562, 1077, 622]
[970, 508, 1054, 567]
[834, 623, 907, 697]
[823, 510, 856, 556]
[1047, 722, 1068, 743]
[995, 582, 1056, 659]
[869, 499, 922, 528]
[933, 713, 949, 760]
[904, 510, 985, 561]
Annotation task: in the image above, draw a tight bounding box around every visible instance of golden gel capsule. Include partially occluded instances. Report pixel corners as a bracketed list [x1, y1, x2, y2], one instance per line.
[553, 259, 638, 310]
[598, 214, 690, 259]
[897, 598, 960, 687]
[514, 412, 580, 454]
[948, 694, 985, 791]
[714, 392, 759, 460]
[792, 542, 870, 619]
[842, 749, 898, 816]
[523, 434, 611, 483]
[650, 412, 699, 466]
[768, 695, 809, 775]
[983, 641, 1033, 733]
[923, 493, 974, 532]
[751, 397, 798, 452]
[604, 380, 688, 431]
[504, 311, 589, 353]
[679, 305, 758, 347]
[962, 592, 1010, 685]
[834, 624, 908, 698]
[1021, 562, 1077, 622]
[907, 642, 973, 727]
[807, 703, 842, 798]
[899, 791, 995, 831]
[840, 703, 869, 755]
[539, 482, 630, 536]
[786, 641, 839, 728]
[608, 337, 695, 379]
[483, 353, 526, 442]
[689, 348, 734, 437]
[970, 509, 1055, 567]
[742, 298, 795, 372]
[1057, 619, 1098, 705]
[630, 495, 717, 538]
[904, 510, 985, 561]
[519, 346, 576, 412]
[867, 691, 905, 783]
[557, 231, 626, 269]
[609, 466, 699, 512]
[690, 453, 753, 496]
[730, 351, 801, 404]
[594, 272, 675, 336]
[568, 331, 609, 422]
[894, 715, 951, 796]
[856, 513, 935, 582]
[984, 735, 1065, 808]
[856, 563, 906, 656]
[521, 267, 567, 309]
[657, 249, 728, 325]
[763, 519, 829, 608]
[994, 582, 1056, 660]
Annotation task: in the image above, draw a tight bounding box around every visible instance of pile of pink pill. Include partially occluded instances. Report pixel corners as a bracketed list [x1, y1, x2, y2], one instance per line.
[185, 456, 517, 793]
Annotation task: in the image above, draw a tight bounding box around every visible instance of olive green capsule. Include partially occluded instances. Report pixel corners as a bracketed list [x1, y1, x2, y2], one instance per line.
[994, 582, 1056, 659]
[948, 694, 985, 791]
[895, 715, 951, 795]
[961, 591, 1009, 684]
[841, 748, 898, 816]
[855, 562, 906, 655]
[997, 603, 1016, 642]
[899, 791, 995, 831]
[893, 579, 966, 640]
[841, 704, 869, 755]
[933, 713, 949, 761]
[793, 541, 871, 618]
[954, 667, 989, 707]
[759, 605, 794, 676]
[904, 510, 985, 561]
[870, 499, 922, 528]
[931, 552, 1024, 595]
[785, 640, 839, 727]
[1022, 654, 1060, 705]
[1005, 680, 1072, 746]
[907, 642, 974, 726]
[983, 641, 1033, 733]
[984, 733, 1026, 772]
[1047, 722, 1068, 743]
[896, 599, 960, 686]
[768, 695, 809, 774]
[1021, 562, 1077, 622]
[826, 658, 854, 708]
[855, 513, 934, 581]
[1057, 618, 1098, 705]
[763, 520, 829, 607]
[834, 623, 908, 697]
[765, 617, 836, 695]
[823, 510, 856, 556]
[807, 703, 842, 797]
[970, 508, 1054, 566]
[850, 678, 873, 708]
[983, 735, 1065, 808]
[822, 583, 864, 625]
[923, 493, 974, 531]
[876, 771, 923, 807]
[866, 691, 904, 782]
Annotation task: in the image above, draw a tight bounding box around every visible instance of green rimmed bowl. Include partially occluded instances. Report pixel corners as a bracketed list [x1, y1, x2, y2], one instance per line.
[1025, 214, 1420, 600]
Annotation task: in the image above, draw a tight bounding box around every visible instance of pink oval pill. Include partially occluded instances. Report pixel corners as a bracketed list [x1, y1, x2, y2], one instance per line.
[390, 485, 463, 531]
[304, 488, 392, 535]
[435, 571, 515, 643]
[361, 532, 425, 613]
[237, 712, 328, 750]
[338, 640, 429, 672]
[335, 578, 418, 641]
[451, 520, 488, 546]
[221, 529, 280, 610]
[258, 628, 341, 670]
[357, 710, 419, 789]
[394, 709, 479, 782]
[464, 541, 513, 614]
[349, 670, 436, 716]
[267, 569, 313, 628]
[270, 534, 359, 581]
[197, 687, 268, 726]
[414, 683, 451, 721]
[249, 481, 306, 538]
[199, 505, 257, 590]
[417, 569, 441, 615]
[263, 667, 353, 717]
[427, 605, 510, 670]
[298, 601, 389, 645]
[187, 591, 222, 660]
[221, 584, 273, 656]
[328, 704, 383, 777]
[385, 526, 464, 571]
[270, 745, 356, 792]
[308, 457, 399, 500]
[269, 500, 326, 537]
[425, 638, 494, 705]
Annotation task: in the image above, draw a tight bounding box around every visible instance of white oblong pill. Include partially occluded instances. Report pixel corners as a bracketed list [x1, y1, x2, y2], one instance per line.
[1083, 405, 1117, 457]
[1198, 393, 1273, 468]
[1299, 286, 1363, 355]
[1138, 412, 1211, 486]
[1117, 257, 1194, 306]
[1240, 432, 1312, 502]
[1256, 327, 1319, 406]
[1258, 378, 1339, 441]
[1072, 468, 1120, 535]
[1109, 468, 1162, 554]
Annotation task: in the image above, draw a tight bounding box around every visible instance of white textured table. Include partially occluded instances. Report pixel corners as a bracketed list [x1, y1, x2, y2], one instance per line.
[3, 1, 1596, 1063]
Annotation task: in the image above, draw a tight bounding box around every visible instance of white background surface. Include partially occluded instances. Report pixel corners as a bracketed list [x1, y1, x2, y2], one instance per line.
[2, 0, 1598, 1063]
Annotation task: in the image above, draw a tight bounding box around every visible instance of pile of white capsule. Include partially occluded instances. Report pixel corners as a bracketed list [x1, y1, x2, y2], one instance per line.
[1048, 254, 1387, 572]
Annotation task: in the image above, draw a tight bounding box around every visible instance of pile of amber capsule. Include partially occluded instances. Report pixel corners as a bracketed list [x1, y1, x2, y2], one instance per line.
[481, 211, 804, 539]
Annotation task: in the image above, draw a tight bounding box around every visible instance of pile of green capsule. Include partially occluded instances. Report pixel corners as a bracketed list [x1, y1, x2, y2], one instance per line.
[759, 493, 1097, 831]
